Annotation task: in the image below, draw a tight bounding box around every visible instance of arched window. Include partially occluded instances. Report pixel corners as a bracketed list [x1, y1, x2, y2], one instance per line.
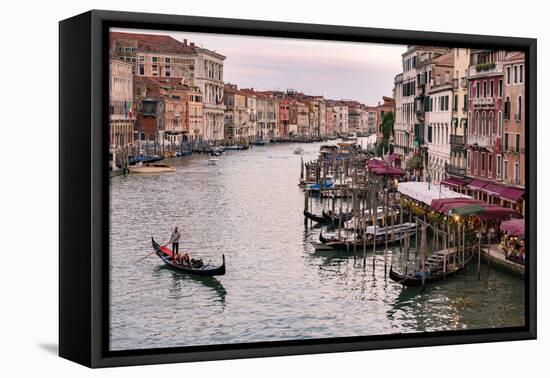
[518, 95, 523, 119]
[482, 112, 486, 136]
[468, 112, 472, 132]
[475, 111, 480, 134]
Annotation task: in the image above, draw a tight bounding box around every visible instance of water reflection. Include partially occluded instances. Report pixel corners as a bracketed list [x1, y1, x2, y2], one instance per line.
[110, 140, 524, 351]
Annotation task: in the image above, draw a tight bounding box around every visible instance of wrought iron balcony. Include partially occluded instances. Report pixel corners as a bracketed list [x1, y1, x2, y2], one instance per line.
[449, 134, 465, 146]
[445, 163, 466, 177]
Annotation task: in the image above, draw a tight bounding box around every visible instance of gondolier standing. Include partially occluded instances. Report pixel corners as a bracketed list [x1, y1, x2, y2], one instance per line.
[169, 226, 181, 262]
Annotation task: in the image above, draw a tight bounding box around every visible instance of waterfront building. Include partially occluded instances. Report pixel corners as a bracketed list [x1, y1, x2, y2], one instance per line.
[133, 77, 202, 154]
[366, 107, 377, 135]
[501, 51, 526, 212]
[465, 50, 507, 201]
[109, 58, 135, 151]
[223, 83, 248, 144]
[424, 50, 454, 184]
[193, 47, 226, 142]
[289, 100, 310, 137]
[326, 106, 335, 136]
[373, 96, 395, 141]
[110, 32, 197, 79]
[245, 92, 258, 142]
[110, 32, 226, 142]
[186, 87, 204, 143]
[256, 93, 279, 140]
[445, 48, 471, 183]
[347, 103, 367, 135]
[279, 98, 291, 138]
[328, 102, 349, 135]
[393, 46, 449, 172]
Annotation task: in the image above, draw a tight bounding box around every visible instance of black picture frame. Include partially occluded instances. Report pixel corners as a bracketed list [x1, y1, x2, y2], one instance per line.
[59, 9, 537, 368]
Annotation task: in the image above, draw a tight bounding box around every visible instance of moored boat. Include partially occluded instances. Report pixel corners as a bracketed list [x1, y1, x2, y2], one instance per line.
[318, 222, 416, 250]
[152, 237, 226, 276]
[303, 209, 329, 223]
[128, 163, 176, 173]
[128, 156, 165, 165]
[389, 248, 474, 287]
[208, 157, 219, 165]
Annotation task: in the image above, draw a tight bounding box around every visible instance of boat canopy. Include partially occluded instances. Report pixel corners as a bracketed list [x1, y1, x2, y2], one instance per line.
[500, 218, 525, 237]
[367, 159, 405, 176]
[398, 182, 471, 206]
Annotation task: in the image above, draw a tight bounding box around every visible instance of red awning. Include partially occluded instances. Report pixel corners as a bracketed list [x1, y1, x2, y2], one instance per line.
[370, 166, 405, 176]
[500, 218, 525, 237]
[467, 179, 488, 190]
[483, 182, 506, 197]
[367, 159, 385, 168]
[441, 177, 469, 187]
[500, 187, 525, 203]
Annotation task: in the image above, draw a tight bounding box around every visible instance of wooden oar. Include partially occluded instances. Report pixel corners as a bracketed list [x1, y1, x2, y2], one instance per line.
[136, 251, 155, 263]
[136, 241, 170, 262]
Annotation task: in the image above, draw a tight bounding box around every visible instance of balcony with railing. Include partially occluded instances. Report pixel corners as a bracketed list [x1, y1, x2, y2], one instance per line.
[449, 134, 465, 146]
[469, 62, 503, 77]
[467, 134, 493, 148]
[445, 162, 466, 177]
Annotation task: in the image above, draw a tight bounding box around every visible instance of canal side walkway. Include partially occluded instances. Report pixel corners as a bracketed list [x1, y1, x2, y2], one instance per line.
[482, 244, 525, 279]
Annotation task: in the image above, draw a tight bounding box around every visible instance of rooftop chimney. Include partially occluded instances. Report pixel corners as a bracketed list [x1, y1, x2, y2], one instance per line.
[190, 42, 195, 47]
[183, 39, 188, 45]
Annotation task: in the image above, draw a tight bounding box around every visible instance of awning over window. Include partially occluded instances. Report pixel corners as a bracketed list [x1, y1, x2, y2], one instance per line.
[501, 187, 525, 203]
[483, 182, 507, 196]
[441, 177, 469, 187]
[467, 179, 488, 190]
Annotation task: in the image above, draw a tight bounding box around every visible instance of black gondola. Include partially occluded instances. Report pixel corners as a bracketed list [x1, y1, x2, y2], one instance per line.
[303, 210, 329, 223]
[322, 209, 354, 224]
[389, 253, 474, 287]
[319, 230, 366, 249]
[152, 237, 226, 276]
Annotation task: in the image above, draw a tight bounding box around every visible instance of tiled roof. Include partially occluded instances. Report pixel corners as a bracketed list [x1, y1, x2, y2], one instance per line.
[110, 32, 197, 55]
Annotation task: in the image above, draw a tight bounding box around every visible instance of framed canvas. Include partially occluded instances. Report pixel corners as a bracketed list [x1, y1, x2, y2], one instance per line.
[59, 10, 537, 368]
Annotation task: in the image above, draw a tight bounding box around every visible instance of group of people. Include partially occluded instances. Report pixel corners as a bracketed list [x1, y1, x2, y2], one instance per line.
[169, 226, 191, 266]
[499, 236, 526, 265]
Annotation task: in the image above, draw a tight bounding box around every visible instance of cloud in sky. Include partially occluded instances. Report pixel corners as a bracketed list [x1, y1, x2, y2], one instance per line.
[113, 28, 406, 105]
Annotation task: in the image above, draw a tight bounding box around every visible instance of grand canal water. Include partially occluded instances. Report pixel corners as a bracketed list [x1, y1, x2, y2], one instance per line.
[109, 139, 525, 351]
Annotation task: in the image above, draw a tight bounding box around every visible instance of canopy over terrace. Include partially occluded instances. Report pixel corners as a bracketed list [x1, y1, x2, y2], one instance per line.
[500, 218, 525, 237]
[397, 182, 471, 206]
[430, 198, 519, 221]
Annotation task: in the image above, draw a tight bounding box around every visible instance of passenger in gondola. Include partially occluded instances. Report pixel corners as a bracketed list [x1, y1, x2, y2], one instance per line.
[169, 226, 181, 263]
[183, 252, 190, 266]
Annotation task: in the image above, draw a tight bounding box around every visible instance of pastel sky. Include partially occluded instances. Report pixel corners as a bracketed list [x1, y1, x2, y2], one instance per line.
[113, 28, 406, 105]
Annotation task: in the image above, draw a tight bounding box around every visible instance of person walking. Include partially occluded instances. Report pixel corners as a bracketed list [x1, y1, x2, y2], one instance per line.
[169, 226, 181, 263]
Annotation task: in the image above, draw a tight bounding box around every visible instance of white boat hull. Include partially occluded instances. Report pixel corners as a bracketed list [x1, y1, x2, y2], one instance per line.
[128, 165, 176, 173]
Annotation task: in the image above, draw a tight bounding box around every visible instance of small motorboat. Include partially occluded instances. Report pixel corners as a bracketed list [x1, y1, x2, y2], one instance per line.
[152, 238, 226, 276]
[252, 139, 266, 146]
[293, 147, 304, 155]
[208, 157, 219, 165]
[128, 163, 176, 173]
